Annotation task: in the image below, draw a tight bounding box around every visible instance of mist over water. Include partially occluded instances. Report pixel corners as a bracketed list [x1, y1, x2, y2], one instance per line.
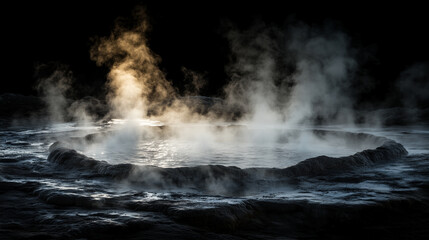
[19, 6, 425, 191]
[32, 7, 426, 141]
[26, 7, 425, 173]
[35, 65, 73, 123]
[224, 22, 359, 127]
[75, 124, 380, 168]
[38, 9, 373, 163]
[2, 5, 429, 240]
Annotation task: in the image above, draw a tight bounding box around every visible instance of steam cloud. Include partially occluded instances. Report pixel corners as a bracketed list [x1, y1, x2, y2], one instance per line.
[182, 67, 207, 96]
[35, 7, 429, 129]
[90, 7, 175, 120]
[224, 22, 358, 127]
[33, 8, 366, 128]
[38, 10, 372, 164]
[35, 65, 73, 122]
[37, 8, 424, 194]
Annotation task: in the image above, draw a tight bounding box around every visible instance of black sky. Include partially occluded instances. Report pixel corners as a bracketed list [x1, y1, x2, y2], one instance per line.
[2, 1, 428, 106]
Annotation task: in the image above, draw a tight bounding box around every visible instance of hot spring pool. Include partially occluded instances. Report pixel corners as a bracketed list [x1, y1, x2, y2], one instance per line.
[69, 124, 382, 168]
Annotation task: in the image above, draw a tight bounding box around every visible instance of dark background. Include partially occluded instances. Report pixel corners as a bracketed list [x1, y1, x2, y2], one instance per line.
[1, 1, 428, 107]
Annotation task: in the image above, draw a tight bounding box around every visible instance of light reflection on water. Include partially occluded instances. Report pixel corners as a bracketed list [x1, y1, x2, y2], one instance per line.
[81, 138, 364, 168]
[78, 124, 375, 168]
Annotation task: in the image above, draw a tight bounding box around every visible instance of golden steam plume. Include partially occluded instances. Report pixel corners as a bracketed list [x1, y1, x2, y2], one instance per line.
[90, 7, 175, 120]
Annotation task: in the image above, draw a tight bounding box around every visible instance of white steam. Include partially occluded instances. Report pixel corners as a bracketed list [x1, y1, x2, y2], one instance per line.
[38, 12, 403, 195]
[224, 22, 358, 127]
[36, 66, 72, 123]
[286, 25, 357, 125]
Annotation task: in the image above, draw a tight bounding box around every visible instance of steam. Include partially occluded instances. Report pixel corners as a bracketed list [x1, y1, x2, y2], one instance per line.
[37, 18, 361, 128]
[29, 6, 427, 197]
[182, 67, 207, 95]
[67, 97, 104, 125]
[35, 6, 428, 129]
[35, 64, 99, 126]
[286, 25, 357, 125]
[87, 9, 363, 128]
[90, 7, 175, 120]
[225, 23, 286, 125]
[39, 10, 403, 195]
[82, 13, 368, 161]
[224, 22, 358, 127]
[35, 65, 72, 122]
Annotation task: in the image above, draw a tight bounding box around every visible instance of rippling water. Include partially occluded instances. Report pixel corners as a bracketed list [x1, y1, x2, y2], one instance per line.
[1, 121, 429, 239]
